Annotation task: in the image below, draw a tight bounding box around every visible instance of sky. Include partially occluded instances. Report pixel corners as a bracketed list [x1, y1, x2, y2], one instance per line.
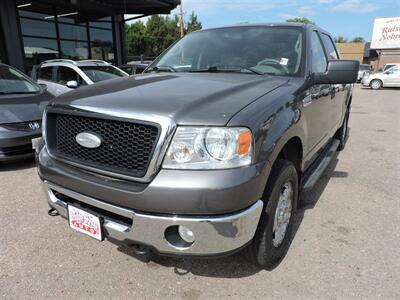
[154, 0, 399, 41]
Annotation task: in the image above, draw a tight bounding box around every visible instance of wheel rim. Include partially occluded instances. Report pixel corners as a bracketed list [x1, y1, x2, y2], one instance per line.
[272, 181, 293, 247]
[371, 80, 381, 89]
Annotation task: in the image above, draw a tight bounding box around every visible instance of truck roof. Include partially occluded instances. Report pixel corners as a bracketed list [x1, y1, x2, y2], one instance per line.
[195, 22, 329, 35]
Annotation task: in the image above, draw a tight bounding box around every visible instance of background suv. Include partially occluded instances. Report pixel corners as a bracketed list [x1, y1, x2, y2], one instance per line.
[119, 61, 151, 75]
[357, 64, 371, 82]
[32, 60, 128, 96]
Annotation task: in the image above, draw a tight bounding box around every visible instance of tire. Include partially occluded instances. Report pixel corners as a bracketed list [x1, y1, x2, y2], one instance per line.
[370, 79, 382, 90]
[337, 109, 349, 151]
[243, 159, 298, 269]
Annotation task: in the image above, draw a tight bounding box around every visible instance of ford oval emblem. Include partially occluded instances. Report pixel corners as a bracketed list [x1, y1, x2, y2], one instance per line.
[75, 132, 102, 149]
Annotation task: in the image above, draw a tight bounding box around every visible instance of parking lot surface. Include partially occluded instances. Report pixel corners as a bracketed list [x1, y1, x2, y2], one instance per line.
[0, 86, 399, 299]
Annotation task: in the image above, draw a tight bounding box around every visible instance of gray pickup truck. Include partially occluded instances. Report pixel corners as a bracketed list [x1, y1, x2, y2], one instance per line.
[37, 23, 358, 268]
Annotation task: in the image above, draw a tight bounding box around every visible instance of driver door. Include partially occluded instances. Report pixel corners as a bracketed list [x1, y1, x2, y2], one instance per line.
[304, 30, 332, 166]
[55, 66, 86, 95]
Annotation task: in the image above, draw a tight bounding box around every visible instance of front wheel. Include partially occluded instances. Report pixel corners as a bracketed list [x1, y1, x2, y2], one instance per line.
[370, 79, 382, 90]
[243, 159, 298, 269]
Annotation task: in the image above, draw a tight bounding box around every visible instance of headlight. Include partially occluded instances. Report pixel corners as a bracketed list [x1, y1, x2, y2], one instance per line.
[41, 109, 47, 143]
[163, 127, 253, 169]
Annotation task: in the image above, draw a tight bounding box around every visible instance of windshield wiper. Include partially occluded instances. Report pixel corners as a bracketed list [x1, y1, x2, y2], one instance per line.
[190, 65, 264, 75]
[146, 65, 177, 73]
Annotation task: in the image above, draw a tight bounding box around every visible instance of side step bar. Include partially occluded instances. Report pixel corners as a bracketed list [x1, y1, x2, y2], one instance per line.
[301, 139, 340, 192]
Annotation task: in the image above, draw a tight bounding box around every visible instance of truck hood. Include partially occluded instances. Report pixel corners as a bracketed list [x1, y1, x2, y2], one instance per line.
[51, 73, 289, 125]
[0, 90, 53, 124]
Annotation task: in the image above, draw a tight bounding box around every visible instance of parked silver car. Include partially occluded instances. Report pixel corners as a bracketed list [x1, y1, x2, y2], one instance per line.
[362, 65, 400, 89]
[32, 59, 128, 96]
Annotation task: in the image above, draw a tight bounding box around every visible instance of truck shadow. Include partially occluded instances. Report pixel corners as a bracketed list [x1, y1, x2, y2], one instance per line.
[0, 157, 35, 172]
[117, 152, 348, 278]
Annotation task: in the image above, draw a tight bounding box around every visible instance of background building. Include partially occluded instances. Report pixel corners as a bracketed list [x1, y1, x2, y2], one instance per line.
[336, 43, 366, 63]
[0, 0, 178, 72]
[369, 17, 400, 70]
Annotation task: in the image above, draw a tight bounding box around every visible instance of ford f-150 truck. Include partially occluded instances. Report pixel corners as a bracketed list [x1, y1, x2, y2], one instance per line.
[37, 23, 359, 268]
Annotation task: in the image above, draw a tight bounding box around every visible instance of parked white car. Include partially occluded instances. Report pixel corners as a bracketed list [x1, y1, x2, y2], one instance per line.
[362, 65, 400, 90]
[32, 59, 128, 96]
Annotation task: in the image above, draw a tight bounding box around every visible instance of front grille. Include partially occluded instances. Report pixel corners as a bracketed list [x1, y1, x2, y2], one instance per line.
[47, 113, 160, 178]
[1, 120, 41, 131]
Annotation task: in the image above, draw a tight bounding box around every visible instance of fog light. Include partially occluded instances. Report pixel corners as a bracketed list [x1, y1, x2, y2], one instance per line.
[178, 226, 195, 243]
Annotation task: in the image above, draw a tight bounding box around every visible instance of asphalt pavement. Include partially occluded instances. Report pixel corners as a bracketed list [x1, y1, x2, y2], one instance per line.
[0, 85, 399, 299]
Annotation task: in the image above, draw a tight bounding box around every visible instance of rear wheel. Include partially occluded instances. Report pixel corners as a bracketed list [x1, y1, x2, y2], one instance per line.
[370, 79, 382, 90]
[243, 159, 298, 268]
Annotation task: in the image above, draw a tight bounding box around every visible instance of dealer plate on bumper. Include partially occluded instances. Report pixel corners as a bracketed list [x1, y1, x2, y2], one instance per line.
[68, 205, 103, 241]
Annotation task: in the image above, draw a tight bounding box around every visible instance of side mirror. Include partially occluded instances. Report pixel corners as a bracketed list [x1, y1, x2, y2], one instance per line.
[38, 83, 47, 90]
[313, 60, 360, 84]
[66, 80, 78, 89]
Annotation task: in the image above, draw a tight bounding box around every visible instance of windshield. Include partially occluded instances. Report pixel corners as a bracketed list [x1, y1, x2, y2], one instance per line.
[80, 66, 127, 83]
[359, 65, 370, 71]
[0, 65, 40, 94]
[149, 26, 304, 76]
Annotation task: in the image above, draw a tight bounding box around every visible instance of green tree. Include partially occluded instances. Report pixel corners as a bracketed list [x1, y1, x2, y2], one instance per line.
[351, 37, 365, 43]
[334, 35, 348, 43]
[186, 11, 202, 33]
[146, 15, 180, 56]
[126, 20, 150, 57]
[125, 12, 202, 57]
[286, 17, 315, 25]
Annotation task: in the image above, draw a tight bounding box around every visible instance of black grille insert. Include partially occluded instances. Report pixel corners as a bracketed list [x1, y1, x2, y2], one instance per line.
[47, 113, 160, 178]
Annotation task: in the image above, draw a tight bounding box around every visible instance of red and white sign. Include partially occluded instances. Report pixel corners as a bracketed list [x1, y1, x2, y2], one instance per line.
[371, 17, 400, 49]
[68, 205, 102, 240]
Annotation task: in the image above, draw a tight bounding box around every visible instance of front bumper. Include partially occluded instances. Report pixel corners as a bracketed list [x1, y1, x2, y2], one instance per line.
[42, 180, 263, 256]
[38, 146, 269, 215]
[0, 129, 40, 161]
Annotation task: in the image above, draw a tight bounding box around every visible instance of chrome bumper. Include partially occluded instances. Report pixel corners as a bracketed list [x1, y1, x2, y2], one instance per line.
[42, 180, 263, 256]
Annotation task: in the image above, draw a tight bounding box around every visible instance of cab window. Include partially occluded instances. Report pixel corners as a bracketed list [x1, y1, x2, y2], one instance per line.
[321, 34, 339, 60]
[311, 31, 327, 73]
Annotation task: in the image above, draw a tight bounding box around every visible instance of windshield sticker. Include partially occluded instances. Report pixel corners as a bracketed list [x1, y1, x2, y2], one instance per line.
[280, 58, 289, 66]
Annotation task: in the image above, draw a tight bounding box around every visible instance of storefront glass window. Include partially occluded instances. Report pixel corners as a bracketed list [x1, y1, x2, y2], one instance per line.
[22, 37, 59, 71]
[0, 19, 5, 63]
[20, 18, 57, 38]
[60, 40, 89, 60]
[90, 28, 114, 62]
[58, 23, 88, 41]
[18, 5, 115, 72]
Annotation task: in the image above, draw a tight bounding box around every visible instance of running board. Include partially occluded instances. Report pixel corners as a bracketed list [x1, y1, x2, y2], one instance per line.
[301, 139, 340, 192]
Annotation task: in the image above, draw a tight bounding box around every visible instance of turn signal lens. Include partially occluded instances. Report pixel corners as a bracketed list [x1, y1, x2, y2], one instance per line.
[237, 130, 252, 155]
